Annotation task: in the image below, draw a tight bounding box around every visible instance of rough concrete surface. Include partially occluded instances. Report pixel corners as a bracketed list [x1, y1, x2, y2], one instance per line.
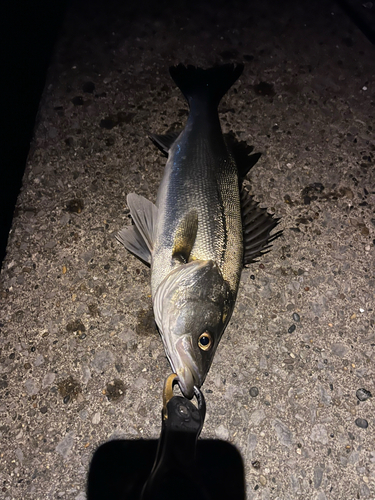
[1, 0, 375, 498]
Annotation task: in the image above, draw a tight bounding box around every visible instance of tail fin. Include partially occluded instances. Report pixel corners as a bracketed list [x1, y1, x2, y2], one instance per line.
[169, 64, 244, 108]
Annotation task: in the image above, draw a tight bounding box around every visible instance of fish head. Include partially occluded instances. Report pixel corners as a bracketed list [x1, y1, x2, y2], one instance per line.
[154, 260, 233, 398]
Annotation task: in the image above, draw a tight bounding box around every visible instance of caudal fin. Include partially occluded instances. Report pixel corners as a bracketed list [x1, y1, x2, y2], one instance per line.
[169, 64, 244, 108]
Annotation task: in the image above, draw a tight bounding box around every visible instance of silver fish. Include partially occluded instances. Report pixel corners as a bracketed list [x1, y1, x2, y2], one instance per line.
[117, 64, 281, 398]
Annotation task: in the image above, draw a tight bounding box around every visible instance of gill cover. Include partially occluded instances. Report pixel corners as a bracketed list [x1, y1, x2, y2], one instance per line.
[153, 260, 232, 398]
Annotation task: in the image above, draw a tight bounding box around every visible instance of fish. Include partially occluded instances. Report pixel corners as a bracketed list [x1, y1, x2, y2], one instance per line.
[117, 64, 281, 398]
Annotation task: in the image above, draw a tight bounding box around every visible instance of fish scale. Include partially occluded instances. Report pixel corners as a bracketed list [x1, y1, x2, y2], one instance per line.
[153, 119, 242, 297]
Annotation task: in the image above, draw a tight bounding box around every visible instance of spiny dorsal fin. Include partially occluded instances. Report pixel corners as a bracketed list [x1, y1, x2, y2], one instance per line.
[172, 210, 198, 263]
[241, 188, 282, 266]
[149, 131, 182, 157]
[224, 132, 262, 180]
[116, 193, 158, 266]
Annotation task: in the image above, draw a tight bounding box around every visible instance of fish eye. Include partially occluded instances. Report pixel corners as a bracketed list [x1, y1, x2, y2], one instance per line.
[198, 332, 213, 351]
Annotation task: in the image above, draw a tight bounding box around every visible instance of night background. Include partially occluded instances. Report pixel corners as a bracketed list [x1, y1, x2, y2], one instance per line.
[0, 0, 69, 266]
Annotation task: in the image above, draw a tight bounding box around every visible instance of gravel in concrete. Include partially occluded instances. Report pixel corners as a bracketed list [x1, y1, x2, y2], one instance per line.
[1, 0, 375, 498]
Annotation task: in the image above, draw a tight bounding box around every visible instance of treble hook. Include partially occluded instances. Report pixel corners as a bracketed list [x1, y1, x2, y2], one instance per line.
[162, 373, 206, 422]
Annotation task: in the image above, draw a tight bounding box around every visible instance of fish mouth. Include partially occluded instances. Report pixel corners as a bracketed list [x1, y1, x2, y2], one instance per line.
[176, 366, 196, 399]
[174, 337, 202, 399]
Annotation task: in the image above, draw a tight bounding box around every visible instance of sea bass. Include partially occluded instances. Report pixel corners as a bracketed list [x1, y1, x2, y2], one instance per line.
[117, 64, 281, 398]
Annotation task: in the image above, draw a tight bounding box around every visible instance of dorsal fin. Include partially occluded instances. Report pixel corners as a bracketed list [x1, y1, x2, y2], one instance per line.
[172, 210, 198, 263]
[224, 132, 262, 180]
[149, 131, 181, 157]
[241, 188, 282, 266]
[116, 193, 158, 266]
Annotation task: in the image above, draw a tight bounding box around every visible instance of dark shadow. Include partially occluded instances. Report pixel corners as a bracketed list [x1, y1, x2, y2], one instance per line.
[0, 0, 69, 267]
[87, 439, 245, 500]
[338, 0, 375, 45]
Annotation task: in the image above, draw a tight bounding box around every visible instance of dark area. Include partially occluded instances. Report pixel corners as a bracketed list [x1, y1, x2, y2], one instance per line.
[88, 385, 245, 499]
[0, 0, 69, 268]
[338, 0, 375, 45]
[87, 439, 245, 500]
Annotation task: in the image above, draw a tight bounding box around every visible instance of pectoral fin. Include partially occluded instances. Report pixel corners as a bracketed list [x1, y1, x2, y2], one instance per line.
[172, 210, 198, 263]
[116, 225, 152, 266]
[116, 193, 158, 266]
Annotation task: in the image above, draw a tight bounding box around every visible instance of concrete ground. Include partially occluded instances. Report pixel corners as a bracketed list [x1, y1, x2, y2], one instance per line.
[1, 0, 374, 498]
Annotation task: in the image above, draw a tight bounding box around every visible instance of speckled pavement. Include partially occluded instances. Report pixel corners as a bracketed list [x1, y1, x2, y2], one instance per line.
[1, 1, 375, 498]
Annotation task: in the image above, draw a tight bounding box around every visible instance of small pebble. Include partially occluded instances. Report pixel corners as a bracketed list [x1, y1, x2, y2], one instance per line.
[24, 378, 40, 396]
[355, 418, 368, 429]
[249, 387, 259, 397]
[215, 424, 229, 440]
[288, 324, 296, 333]
[92, 412, 101, 425]
[292, 312, 300, 322]
[250, 275, 255, 280]
[63, 395, 70, 404]
[55, 432, 75, 458]
[356, 388, 372, 402]
[251, 460, 261, 469]
[259, 475, 267, 486]
[106, 379, 126, 402]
